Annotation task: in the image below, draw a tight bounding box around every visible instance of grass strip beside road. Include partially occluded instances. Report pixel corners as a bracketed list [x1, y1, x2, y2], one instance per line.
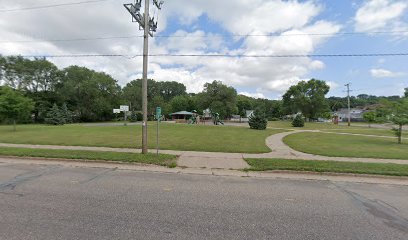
[0, 147, 177, 167]
[0, 124, 285, 153]
[284, 132, 408, 160]
[245, 158, 408, 177]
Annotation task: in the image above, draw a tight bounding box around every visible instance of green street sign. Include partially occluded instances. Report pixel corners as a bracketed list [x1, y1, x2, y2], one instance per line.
[156, 107, 162, 119]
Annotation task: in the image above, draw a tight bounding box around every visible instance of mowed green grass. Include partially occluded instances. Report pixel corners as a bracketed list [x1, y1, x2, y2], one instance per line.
[0, 147, 177, 167]
[0, 123, 285, 153]
[320, 128, 406, 137]
[268, 121, 363, 130]
[284, 132, 408, 159]
[269, 121, 406, 138]
[245, 158, 408, 176]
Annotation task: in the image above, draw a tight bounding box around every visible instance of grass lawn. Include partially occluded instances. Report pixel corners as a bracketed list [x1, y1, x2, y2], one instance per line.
[320, 128, 406, 137]
[0, 147, 177, 167]
[0, 123, 285, 153]
[245, 158, 408, 176]
[284, 132, 408, 160]
[268, 121, 367, 130]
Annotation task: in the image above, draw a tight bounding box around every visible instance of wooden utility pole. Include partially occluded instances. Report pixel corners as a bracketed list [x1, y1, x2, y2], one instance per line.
[141, 0, 150, 154]
[124, 0, 162, 154]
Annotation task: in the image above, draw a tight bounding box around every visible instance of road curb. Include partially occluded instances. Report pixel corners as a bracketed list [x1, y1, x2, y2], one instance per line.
[1, 156, 407, 186]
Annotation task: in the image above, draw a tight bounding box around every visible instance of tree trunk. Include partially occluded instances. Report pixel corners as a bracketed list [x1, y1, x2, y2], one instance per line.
[398, 124, 402, 144]
[13, 119, 16, 132]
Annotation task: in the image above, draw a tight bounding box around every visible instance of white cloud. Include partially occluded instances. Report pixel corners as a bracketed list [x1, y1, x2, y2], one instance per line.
[309, 60, 325, 70]
[370, 68, 406, 78]
[239, 92, 266, 99]
[326, 81, 339, 90]
[355, 0, 408, 33]
[163, 0, 322, 35]
[0, 0, 342, 96]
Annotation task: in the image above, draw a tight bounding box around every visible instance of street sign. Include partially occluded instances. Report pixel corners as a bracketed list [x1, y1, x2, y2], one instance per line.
[113, 109, 121, 114]
[156, 107, 162, 119]
[156, 107, 161, 155]
[120, 105, 129, 112]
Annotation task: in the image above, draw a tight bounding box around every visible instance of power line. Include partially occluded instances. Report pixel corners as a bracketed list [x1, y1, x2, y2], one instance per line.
[154, 30, 408, 38]
[0, 35, 143, 43]
[11, 53, 408, 58]
[1, 30, 407, 43]
[144, 53, 408, 58]
[0, 0, 111, 13]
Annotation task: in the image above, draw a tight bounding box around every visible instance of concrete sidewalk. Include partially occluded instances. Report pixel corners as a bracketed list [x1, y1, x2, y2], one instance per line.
[1, 129, 408, 169]
[244, 131, 408, 165]
[0, 143, 250, 170]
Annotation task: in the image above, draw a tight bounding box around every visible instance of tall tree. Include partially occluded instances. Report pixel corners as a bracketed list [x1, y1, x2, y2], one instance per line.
[388, 99, 408, 144]
[25, 58, 61, 122]
[170, 95, 191, 113]
[123, 79, 187, 112]
[199, 80, 238, 118]
[363, 111, 376, 128]
[237, 95, 253, 117]
[282, 79, 330, 120]
[122, 80, 142, 112]
[0, 55, 5, 84]
[56, 66, 121, 122]
[0, 87, 34, 130]
[404, 87, 408, 98]
[1, 56, 30, 90]
[24, 58, 60, 93]
[158, 81, 187, 101]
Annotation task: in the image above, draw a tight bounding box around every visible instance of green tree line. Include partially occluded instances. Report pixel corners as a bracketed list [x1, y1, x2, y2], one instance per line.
[0, 56, 283, 124]
[0, 55, 406, 125]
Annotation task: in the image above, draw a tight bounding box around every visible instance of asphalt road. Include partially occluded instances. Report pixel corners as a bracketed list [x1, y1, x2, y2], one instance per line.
[0, 162, 407, 240]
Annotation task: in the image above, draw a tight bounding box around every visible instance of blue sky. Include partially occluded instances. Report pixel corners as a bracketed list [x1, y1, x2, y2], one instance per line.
[0, 0, 407, 99]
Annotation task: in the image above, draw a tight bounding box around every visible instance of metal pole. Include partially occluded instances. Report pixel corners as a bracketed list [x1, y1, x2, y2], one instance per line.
[142, 0, 150, 154]
[124, 110, 127, 126]
[345, 83, 351, 127]
[157, 117, 159, 155]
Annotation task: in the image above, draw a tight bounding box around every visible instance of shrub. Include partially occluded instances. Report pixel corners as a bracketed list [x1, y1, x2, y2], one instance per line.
[129, 111, 138, 122]
[61, 103, 73, 124]
[249, 109, 267, 130]
[292, 114, 305, 127]
[45, 104, 65, 125]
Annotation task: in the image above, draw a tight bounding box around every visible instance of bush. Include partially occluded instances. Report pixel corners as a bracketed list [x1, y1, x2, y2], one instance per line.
[61, 103, 73, 124]
[129, 111, 138, 122]
[45, 104, 65, 125]
[129, 111, 143, 122]
[136, 112, 143, 121]
[249, 109, 267, 130]
[292, 114, 305, 127]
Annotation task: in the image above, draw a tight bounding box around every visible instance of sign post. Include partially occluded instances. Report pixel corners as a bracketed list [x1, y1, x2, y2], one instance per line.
[156, 107, 161, 155]
[120, 105, 129, 126]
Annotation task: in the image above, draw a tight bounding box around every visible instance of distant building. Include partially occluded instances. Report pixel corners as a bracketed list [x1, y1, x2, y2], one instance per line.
[246, 110, 254, 118]
[202, 109, 212, 120]
[335, 108, 366, 122]
[230, 115, 242, 122]
[170, 111, 193, 123]
[236, 110, 254, 122]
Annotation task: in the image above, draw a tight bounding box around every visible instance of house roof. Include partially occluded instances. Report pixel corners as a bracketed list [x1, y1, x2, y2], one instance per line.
[170, 111, 193, 116]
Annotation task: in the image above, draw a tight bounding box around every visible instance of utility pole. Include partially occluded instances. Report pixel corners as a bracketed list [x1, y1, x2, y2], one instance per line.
[124, 0, 163, 154]
[345, 83, 351, 127]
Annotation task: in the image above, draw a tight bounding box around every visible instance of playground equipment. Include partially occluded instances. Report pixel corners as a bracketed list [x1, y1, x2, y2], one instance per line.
[212, 112, 224, 125]
[188, 110, 199, 124]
